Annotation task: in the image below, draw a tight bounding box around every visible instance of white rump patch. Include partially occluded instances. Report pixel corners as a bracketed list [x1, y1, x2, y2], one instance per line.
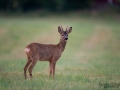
[25, 48, 30, 52]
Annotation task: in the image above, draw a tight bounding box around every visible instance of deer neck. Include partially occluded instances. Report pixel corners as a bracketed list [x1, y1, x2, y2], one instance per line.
[58, 38, 67, 52]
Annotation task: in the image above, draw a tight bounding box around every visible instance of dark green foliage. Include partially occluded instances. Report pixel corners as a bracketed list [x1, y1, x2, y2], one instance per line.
[64, 0, 92, 10]
[0, 0, 93, 12]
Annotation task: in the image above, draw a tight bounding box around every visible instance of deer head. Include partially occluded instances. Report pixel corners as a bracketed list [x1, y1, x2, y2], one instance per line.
[58, 25, 72, 41]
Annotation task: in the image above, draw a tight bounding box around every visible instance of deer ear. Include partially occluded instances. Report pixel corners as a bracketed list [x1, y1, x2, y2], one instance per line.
[66, 27, 72, 34]
[58, 26, 63, 34]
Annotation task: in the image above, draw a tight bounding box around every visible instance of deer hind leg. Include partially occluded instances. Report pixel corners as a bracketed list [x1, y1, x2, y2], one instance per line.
[28, 59, 37, 79]
[24, 56, 32, 79]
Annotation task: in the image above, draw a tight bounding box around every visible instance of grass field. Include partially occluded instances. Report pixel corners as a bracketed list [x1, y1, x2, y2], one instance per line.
[0, 13, 120, 90]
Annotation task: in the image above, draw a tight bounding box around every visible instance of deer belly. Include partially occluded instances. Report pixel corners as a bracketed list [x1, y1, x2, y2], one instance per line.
[39, 53, 52, 61]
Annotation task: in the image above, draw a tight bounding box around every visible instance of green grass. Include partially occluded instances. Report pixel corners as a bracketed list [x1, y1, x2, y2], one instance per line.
[0, 13, 120, 90]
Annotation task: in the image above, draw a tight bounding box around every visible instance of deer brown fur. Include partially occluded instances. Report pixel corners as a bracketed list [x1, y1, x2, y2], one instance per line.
[24, 26, 72, 79]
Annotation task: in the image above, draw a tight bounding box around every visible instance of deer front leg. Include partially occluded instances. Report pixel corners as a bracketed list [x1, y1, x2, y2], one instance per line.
[49, 61, 52, 79]
[28, 60, 37, 79]
[49, 60, 56, 79]
[52, 61, 56, 79]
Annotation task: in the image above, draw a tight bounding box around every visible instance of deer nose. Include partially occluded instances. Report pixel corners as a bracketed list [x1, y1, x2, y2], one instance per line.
[65, 38, 68, 40]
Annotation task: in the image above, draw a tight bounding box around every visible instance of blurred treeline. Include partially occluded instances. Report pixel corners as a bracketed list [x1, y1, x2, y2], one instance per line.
[0, 0, 93, 12]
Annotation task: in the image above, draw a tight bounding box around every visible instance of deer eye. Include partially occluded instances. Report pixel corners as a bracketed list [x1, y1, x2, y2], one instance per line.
[62, 35, 64, 36]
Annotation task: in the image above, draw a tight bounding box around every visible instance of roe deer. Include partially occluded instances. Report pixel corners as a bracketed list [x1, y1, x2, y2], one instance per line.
[24, 25, 72, 79]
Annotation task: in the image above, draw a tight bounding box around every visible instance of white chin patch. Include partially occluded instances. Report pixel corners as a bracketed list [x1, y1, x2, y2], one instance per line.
[25, 48, 30, 52]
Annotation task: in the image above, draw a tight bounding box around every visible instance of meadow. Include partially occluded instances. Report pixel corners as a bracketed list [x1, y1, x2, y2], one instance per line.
[0, 13, 120, 90]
